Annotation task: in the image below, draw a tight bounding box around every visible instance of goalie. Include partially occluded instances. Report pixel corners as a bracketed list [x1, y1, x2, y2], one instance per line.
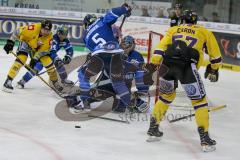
[2, 20, 62, 92]
[147, 10, 222, 152]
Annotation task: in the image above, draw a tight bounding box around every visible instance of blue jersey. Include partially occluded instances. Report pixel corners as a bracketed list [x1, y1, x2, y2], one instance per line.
[125, 50, 149, 92]
[124, 50, 144, 80]
[126, 50, 144, 64]
[50, 34, 73, 59]
[84, 6, 128, 55]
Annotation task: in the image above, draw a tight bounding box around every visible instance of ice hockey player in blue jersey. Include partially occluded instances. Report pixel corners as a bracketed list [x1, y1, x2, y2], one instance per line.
[113, 35, 150, 113]
[68, 3, 132, 113]
[17, 25, 74, 88]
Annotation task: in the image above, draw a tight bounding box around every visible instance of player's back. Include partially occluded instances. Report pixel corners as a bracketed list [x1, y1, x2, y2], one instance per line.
[170, 24, 210, 54]
[163, 24, 220, 67]
[84, 17, 118, 52]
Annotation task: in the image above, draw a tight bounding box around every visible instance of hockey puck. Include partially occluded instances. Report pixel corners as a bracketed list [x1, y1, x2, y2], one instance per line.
[75, 125, 81, 128]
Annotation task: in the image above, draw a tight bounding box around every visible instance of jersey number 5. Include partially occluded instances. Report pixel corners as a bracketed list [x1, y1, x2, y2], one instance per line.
[172, 35, 197, 47]
[92, 33, 106, 46]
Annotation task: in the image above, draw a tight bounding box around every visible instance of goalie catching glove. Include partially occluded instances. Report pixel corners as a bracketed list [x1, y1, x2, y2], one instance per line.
[204, 64, 219, 82]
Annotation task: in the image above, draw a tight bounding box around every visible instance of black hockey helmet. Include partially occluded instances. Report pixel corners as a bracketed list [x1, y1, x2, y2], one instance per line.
[83, 14, 97, 29]
[182, 10, 198, 24]
[41, 20, 52, 30]
[174, 3, 183, 9]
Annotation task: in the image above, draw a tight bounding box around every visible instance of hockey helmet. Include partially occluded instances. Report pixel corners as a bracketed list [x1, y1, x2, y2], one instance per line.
[120, 35, 135, 54]
[174, 3, 183, 9]
[83, 14, 97, 29]
[41, 20, 52, 30]
[182, 10, 198, 24]
[57, 25, 69, 36]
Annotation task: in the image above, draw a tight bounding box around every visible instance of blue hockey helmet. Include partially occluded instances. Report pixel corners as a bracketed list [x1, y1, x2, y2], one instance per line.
[120, 35, 135, 54]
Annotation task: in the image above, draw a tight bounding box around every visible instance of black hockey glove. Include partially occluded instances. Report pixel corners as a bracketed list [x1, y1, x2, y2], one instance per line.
[204, 64, 219, 82]
[63, 55, 72, 64]
[122, 3, 132, 17]
[142, 63, 157, 85]
[4, 39, 15, 54]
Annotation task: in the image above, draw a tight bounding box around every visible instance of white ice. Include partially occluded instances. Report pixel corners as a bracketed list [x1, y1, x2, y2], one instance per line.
[0, 48, 240, 160]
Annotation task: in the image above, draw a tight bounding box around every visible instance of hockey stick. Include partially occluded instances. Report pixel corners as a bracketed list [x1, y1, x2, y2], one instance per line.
[155, 65, 160, 103]
[37, 67, 54, 76]
[10, 51, 65, 98]
[169, 104, 227, 123]
[119, 15, 127, 31]
[88, 114, 130, 124]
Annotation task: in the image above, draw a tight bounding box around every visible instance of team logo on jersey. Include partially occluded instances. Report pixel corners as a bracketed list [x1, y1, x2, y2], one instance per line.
[159, 79, 174, 94]
[103, 41, 119, 50]
[184, 84, 196, 96]
[28, 25, 35, 30]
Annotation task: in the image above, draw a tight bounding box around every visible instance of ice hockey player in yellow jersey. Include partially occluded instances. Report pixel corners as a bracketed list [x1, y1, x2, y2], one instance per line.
[2, 20, 62, 92]
[147, 10, 222, 152]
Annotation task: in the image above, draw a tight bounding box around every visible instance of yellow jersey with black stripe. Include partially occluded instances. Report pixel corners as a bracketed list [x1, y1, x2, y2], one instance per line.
[154, 24, 222, 69]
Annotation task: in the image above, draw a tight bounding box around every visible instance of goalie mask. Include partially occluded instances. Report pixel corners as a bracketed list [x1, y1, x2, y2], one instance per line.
[120, 35, 135, 55]
[83, 14, 97, 29]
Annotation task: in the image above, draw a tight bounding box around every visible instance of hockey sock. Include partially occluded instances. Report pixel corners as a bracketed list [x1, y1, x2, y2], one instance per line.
[152, 100, 169, 124]
[8, 54, 27, 79]
[195, 107, 209, 132]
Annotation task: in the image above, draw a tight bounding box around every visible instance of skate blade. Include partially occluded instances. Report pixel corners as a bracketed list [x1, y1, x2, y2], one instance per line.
[2, 86, 13, 93]
[201, 145, 216, 152]
[16, 84, 24, 89]
[69, 107, 91, 114]
[146, 136, 161, 142]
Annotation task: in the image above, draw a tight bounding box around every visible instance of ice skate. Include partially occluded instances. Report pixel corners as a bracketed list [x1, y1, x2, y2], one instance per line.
[61, 78, 74, 86]
[16, 79, 26, 89]
[198, 127, 216, 152]
[66, 96, 91, 114]
[146, 117, 163, 142]
[52, 81, 63, 92]
[2, 78, 13, 93]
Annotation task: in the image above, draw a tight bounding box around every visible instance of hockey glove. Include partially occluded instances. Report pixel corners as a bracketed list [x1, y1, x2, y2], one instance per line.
[63, 55, 72, 64]
[204, 64, 219, 82]
[143, 63, 157, 86]
[4, 39, 15, 54]
[122, 3, 132, 17]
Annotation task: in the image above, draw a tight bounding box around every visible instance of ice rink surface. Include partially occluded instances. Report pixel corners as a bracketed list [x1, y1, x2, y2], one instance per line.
[0, 48, 240, 160]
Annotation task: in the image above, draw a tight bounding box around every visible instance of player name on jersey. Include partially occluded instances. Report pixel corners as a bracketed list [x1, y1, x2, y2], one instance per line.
[177, 28, 195, 34]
